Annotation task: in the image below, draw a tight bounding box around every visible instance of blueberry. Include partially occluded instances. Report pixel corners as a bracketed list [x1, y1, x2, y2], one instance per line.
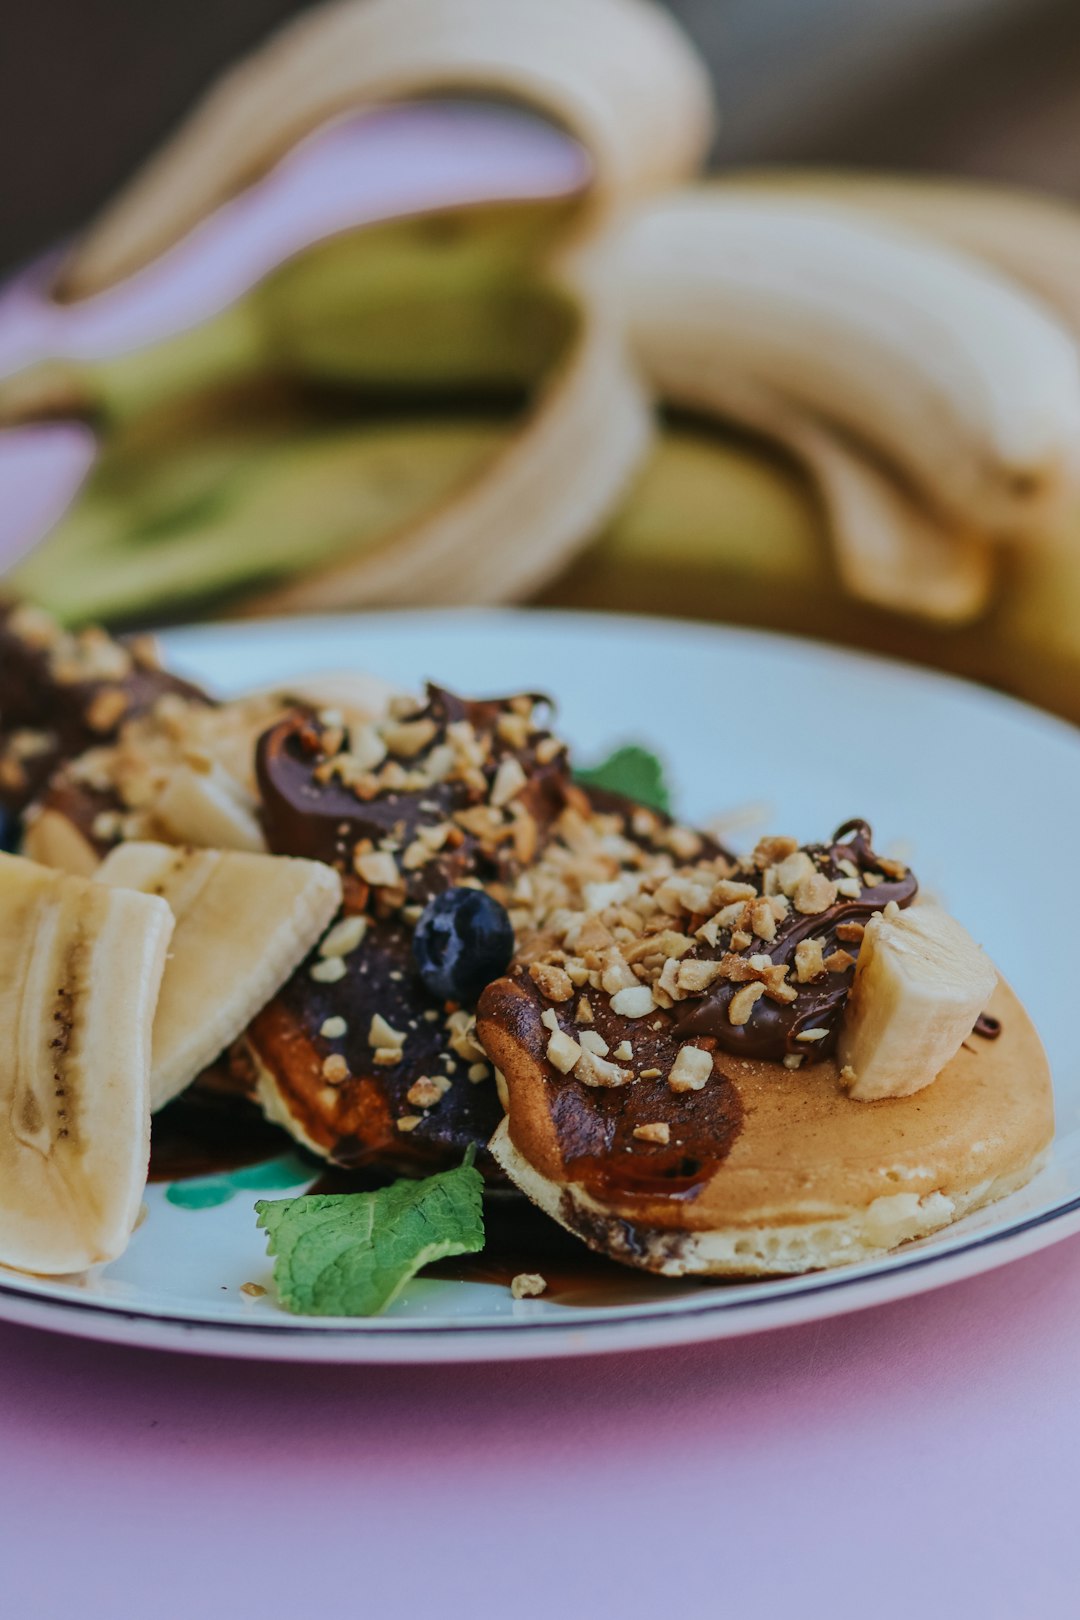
[412, 888, 515, 1004]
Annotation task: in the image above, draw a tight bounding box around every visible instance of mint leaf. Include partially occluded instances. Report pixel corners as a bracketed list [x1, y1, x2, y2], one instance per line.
[255, 1155, 484, 1317]
[575, 744, 671, 814]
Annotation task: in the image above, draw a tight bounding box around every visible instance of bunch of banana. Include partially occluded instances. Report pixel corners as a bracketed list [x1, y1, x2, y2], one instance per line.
[7, 0, 1080, 731]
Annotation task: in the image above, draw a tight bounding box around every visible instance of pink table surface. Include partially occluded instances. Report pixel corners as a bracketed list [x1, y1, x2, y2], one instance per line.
[3, 1234, 1079, 1620]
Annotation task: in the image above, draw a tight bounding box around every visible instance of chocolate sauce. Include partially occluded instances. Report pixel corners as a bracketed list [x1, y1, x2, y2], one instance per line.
[148, 1086, 297, 1182]
[675, 820, 917, 1060]
[256, 686, 570, 903]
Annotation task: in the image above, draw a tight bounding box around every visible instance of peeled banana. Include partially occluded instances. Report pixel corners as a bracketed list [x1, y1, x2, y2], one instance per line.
[726, 170, 1080, 345]
[58, 0, 713, 298]
[0, 852, 173, 1274]
[95, 842, 343, 1110]
[612, 190, 1080, 539]
[837, 902, 998, 1102]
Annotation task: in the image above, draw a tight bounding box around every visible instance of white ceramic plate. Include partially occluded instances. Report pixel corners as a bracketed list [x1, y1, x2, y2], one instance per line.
[2, 609, 1078, 1362]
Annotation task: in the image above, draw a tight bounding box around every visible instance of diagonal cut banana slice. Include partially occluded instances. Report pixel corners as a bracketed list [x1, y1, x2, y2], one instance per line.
[95, 842, 343, 1110]
[154, 762, 266, 853]
[613, 190, 1080, 540]
[838, 902, 998, 1102]
[0, 853, 173, 1274]
[58, 0, 714, 299]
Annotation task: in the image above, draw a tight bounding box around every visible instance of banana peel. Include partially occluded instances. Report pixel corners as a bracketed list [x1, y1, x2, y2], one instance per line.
[57, 0, 714, 299]
[3, 0, 712, 623]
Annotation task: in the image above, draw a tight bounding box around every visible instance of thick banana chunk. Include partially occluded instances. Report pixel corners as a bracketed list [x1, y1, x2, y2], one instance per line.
[0, 853, 173, 1275]
[155, 762, 266, 853]
[838, 902, 998, 1101]
[95, 843, 343, 1110]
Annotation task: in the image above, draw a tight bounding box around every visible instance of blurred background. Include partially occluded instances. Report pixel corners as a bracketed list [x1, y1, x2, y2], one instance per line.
[5, 0, 1080, 272]
[6, 0, 1080, 731]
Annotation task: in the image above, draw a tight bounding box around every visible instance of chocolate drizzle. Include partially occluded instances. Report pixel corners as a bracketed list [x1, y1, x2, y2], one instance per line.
[676, 820, 918, 1060]
[256, 684, 570, 906]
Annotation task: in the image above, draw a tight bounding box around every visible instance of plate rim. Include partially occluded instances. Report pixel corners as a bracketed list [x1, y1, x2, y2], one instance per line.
[3, 606, 1077, 1361]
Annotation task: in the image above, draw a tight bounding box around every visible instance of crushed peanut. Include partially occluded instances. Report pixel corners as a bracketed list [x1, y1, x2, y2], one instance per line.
[668, 1045, 713, 1092]
[728, 982, 765, 1025]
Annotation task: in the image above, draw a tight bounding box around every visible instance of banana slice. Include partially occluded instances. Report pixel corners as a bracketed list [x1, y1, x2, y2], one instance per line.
[0, 853, 173, 1275]
[243, 671, 402, 728]
[95, 842, 343, 1109]
[838, 902, 998, 1101]
[154, 762, 266, 853]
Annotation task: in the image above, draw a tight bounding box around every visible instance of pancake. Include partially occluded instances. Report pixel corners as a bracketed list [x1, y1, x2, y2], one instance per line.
[477, 828, 1054, 1274]
[0, 601, 205, 818]
[242, 690, 718, 1174]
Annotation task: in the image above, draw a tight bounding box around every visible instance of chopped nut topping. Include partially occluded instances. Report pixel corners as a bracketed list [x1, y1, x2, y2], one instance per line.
[796, 1027, 829, 1043]
[863, 871, 884, 888]
[321, 1054, 349, 1083]
[666, 825, 704, 860]
[578, 1029, 610, 1056]
[877, 857, 907, 879]
[396, 1114, 422, 1133]
[640, 1067, 663, 1080]
[675, 958, 723, 994]
[86, 688, 129, 734]
[91, 809, 122, 842]
[824, 949, 856, 973]
[369, 1012, 406, 1049]
[511, 1273, 547, 1299]
[310, 957, 347, 984]
[610, 985, 656, 1019]
[407, 1075, 451, 1108]
[668, 1045, 713, 1091]
[613, 1040, 633, 1061]
[750, 897, 777, 942]
[783, 1054, 804, 1070]
[373, 1047, 404, 1067]
[840, 1064, 857, 1083]
[530, 962, 574, 1002]
[794, 938, 826, 983]
[775, 850, 815, 896]
[490, 756, 527, 808]
[320, 1015, 348, 1039]
[730, 929, 752, 951]
[575, 995, 594, 1024]
[467, 1062, 489, 1083]
[446, 1009, 486, 1062]
[835, 877, 862, 900]
[496, 712, 531, 750]
[793, 871, 839, 915]
[633, 1122, 671, 1145]
[354, 850, 400, 887]
[835, 921, 865, 943]
[546, 1024, 583, 1074]
[383, 717, 438, 758]
[535, 737, 563, 766]
[753, 835, 799, 869]
[318, 915, 368, 958]
[574, 1049, 633, 1088]
[728, 982, 766, 1025]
